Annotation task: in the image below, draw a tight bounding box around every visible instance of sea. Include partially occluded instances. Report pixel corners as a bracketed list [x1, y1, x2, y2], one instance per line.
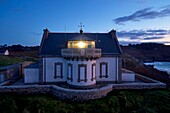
[144, 62, 170, 75]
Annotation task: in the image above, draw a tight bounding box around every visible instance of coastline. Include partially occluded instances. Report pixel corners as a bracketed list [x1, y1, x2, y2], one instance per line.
[144, 61, 170, 75]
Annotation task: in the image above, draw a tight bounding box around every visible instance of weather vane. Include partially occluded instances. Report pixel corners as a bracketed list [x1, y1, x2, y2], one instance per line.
[78, 22, 84, 34]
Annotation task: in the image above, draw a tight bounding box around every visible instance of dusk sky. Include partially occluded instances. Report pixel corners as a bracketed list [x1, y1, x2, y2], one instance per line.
[0, 0, 170, 46]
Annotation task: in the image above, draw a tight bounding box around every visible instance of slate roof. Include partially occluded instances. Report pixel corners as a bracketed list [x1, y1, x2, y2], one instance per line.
[24, 62, 39, 68]
[39, 30, 122, 56]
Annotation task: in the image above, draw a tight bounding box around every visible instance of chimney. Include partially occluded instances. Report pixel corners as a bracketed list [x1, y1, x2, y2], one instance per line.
[110, 29, 116, 38]
[39, 28, 50, 55]
[43, 28, 49, 39]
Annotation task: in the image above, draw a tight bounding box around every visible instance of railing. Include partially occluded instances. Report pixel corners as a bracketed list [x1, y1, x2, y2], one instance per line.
[61, 48, 101, 58]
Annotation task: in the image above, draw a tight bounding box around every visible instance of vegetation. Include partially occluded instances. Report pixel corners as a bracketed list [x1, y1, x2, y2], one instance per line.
[0, 56, 24, 67]
[0, 44, 39, 52]
[0, 45, 39, 67]
[0, 43, 170, 113]
[0, 44, 39, 66]
[0, 89, 170, 113]
[122, 43, 170, 86]
[122, 54, 170, 85]
[122, 43, 170, 62]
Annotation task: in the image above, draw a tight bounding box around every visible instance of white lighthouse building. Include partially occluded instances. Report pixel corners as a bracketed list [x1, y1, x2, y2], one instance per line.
[61, 29, 101, 87]
[24, 27, 122, 87]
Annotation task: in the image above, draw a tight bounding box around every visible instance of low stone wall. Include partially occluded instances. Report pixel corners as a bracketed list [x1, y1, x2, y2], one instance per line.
[135, 74, 157, 83]
[0, 84, 113, 101]
[0, 76, 20, 86]
[51, 85, 113, 101]
[0, 82, 166, 101]
[113, 82, 166, 89]
[0, 61, 32, 85]
[0, 85, 51, 94]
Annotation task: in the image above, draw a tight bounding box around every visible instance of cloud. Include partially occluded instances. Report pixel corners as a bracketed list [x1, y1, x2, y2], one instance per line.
[113, 5, 170, 24]
[119, 41, 141, 45]
[146, 29, 167, 33]
[117, 29, 170, 45]
[143, 36, 164, 40]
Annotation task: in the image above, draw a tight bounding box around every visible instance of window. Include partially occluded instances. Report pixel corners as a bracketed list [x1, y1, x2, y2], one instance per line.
[100, 62, 108, 78]
[54, 62, 63, 79]
[91, 63, 96, 81]
[78, 64, 87, 82]
[67, 63, 73, 81]
[68, 41, 95, 48]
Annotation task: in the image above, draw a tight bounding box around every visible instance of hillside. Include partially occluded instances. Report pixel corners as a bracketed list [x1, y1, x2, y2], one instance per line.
[0, 89, 170, 113]
[0, 56, 25, 67]
[121, 43, 170, 62]
[0, 45, 39, 67]
[122, 54, 170, 85]
[121, 43, 170, 85]
[0, 44, 170, 113]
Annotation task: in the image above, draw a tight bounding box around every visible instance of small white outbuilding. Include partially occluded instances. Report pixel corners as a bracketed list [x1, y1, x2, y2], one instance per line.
[24, 63, 39, 83]
[0, 49, 9, 56]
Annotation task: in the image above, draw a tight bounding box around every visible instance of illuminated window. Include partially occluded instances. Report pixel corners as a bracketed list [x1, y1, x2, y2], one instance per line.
[68, 41, 95, 48]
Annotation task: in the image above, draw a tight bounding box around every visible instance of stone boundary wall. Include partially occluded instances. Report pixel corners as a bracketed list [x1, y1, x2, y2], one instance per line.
[51, 85, 113, 101]
[0, 85, 113, 101]
[0, 76, 20, 86]
[113, 82, 166, 89]
[0, 85, 51, 94]
[135, 74, 159, 83]
[0, 61, 32, 84]
[0, 82, 166, 101]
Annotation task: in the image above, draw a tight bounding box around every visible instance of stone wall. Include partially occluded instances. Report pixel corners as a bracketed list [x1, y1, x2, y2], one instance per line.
[0, 82, 166, 101]
[0, 85, 113, 101]
[135, 74, 160, 83]
[51, 85, 113, 101]
[0, 61, 32, 85]
[0, 63, 20, 84]
[0, 85, 51, 94]
[112, 83, 166, 89]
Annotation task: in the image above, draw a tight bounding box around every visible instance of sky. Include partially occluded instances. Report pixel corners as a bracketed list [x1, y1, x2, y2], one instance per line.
[0, 0, 170, 46]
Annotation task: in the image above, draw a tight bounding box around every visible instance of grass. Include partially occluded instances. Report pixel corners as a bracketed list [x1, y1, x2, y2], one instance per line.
[0, 51, 38, 67]
[0, 56, 25, 67]
[10, 50, 38, 58]
[0, 50, 170, 112]
[0, 89, 170, 113]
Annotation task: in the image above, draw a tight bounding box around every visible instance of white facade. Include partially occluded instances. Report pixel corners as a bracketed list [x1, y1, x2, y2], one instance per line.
[67, 60, 96, 86]
[24, 68, 39, 83]
[122, 73, 135, 81]
[41, 56, 120, 86]
[43, 57, 67, 82]
[24, 29, 123, 86]
[96, 57, 119, 82]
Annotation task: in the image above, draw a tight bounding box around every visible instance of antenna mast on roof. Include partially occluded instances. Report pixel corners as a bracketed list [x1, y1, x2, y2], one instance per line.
[78, 22, 84, 35]
[64, 24, 67, 38]
[96, 33, 98, 42]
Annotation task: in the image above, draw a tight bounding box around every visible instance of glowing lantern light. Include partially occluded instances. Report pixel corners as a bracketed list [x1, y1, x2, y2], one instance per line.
[77, 41, 86, 48]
